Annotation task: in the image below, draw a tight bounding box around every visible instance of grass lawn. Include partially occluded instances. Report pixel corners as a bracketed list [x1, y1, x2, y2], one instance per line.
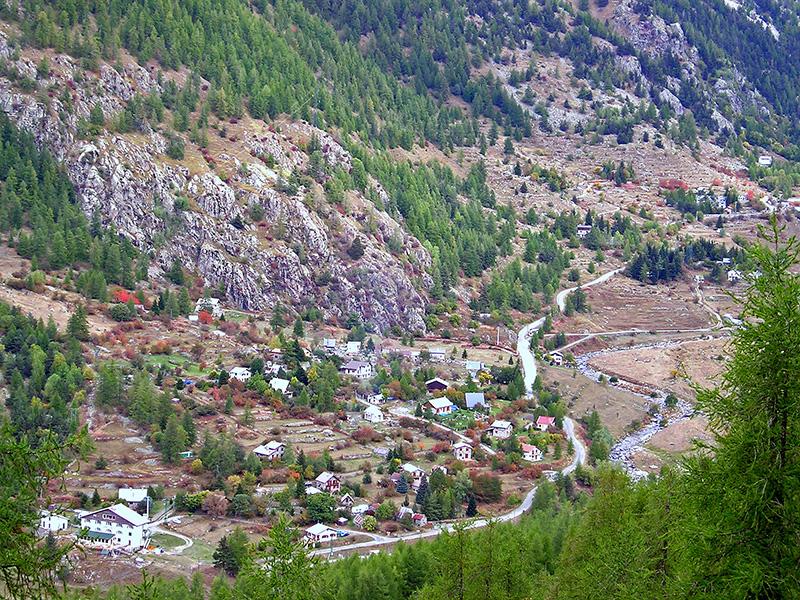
[151, 532, 186, 550]
[142, 354, 209, 378]
[182, 540, 214, 563]
[223, 310, 250, 323]
[490, 400, 511, 416]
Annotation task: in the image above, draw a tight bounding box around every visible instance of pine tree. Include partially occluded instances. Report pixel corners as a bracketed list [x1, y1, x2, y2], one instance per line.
[161, 414, 187, 464]
[67, 305, 89, 341]
[466, 493, 478, 517]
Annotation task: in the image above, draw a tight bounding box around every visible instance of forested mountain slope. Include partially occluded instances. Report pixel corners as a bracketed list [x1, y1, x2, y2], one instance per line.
[0, 0, 798, 331]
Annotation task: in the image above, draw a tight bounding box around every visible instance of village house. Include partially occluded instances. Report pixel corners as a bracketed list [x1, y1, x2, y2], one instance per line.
[269, 377, 291, 394]
[304, 523, 338, 546]
[79, 504, 150, 550]
[758, 155, 773, 167]
[425, 397, 455, 416]
[340, 360, 373, 380]
[465, 360, 485, 378]
[362, 405, 384, 423]
[425, 377, 450, 394]
[39, 511, 70, 533]
[549, 351, 564, 367]
[576, 224, 592, 238]
[314, 472, 341, 494]
[338, 493, 355, 509]
[413, 513, 428, 527]
[345, 341, 362, 355]
[366, 392, 385, 405]
[428, 347, 447, 362]
[400, 463, 426, 490]
[322, 338, 337, 352]
[195, 297, 223, 318]
[489, 419, 513, 439]
[536, 416, 556, 431]
[452, 442, 473, 461]
[728, 269, 743, 283]
[396, 506, 414, 521]
[694, 274, 705, 285]
[521, 443, 543, 462]
[230, 367, 252, 383]
[465, 392, 488, 410]
[253, 440, 286, 461]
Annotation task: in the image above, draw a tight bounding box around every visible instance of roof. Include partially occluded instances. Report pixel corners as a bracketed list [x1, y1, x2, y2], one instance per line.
[254, 440, 284, 455]
[315, 471, 338, 483]
[84, 530, 115, 540]
[364, 405, 382, 416]
[491, 420, 512, 429]
[401, 463, 424, 474]
[425, 377, 449, 388]
[521, 443, 540, 453]
[342, 360, 370, 370]
[427, 397, 453, 409]
[270, 377, 290, 392]
[452, 442, 472, 450]
[536, 416, 556, 426]
[306, 523, 334, 536]
[81, 504, 148, 527]
[465, 392, 487, 409]
[118, 488, 148, 503]
[465, 360, 484, 369]
[429, 347, 446, 354]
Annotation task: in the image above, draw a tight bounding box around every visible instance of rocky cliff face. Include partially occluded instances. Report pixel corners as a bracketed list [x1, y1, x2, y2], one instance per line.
[0, 33, 430, 333]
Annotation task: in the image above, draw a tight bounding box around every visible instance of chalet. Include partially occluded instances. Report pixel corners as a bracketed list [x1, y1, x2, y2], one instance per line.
[758, 155, 773, 167]
[451, 441, 474, 462]
[728, 269, 743, 283]
[338, 493, 355, 509]
[694, 274, 705, 285]
[489, 420, 513, 439]
[366, 392, 385, 405]
[39, 511, 69, 532]
[396, 506, 414, 521]
[117, 488, 148, 512]
[428, 347, 447, 362]
[425, 378, 450, 393]
[452, 442, 473, 461]
[465, 392, 488, 410]
[465, 360, 485, 377]
[400, 463, 426, 490]
[549, 351, 564, 367]
[345, 341, 362, 355]
[195, 297, 223, 318]
[322, 338, 337, 352]
[426, 397, 455, 416]
[521, 443, 543, 462]
[340, 360, 373, 380]
[413, 513, 428, 527]
[230, 367, 252, 383]
[79, 504, 150, 550]
[576, 224, 592, 238]
[304, 523, 338, 546]
[253, 440, 286, 461]
[314, 472, 341, 494]
[536, 416, 556, 431]
[351, 503, 370, 516]
[269, 377, 291, 394]
[362, 405, 384, 423]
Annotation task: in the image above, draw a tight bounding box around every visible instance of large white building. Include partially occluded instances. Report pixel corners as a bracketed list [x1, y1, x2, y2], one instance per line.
[39, 510, 70, 533]
[79, 504, 150, 550]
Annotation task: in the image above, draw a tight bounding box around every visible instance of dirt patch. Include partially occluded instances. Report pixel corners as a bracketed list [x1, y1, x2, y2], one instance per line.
[648, 414, 713, 456]
[588, 336, 729, 399]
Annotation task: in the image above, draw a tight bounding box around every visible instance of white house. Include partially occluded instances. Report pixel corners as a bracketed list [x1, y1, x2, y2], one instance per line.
[521, 443, 543, 462]
[39, 511, 70, 533]
[340, 360, 373, 380]
[345, 341, 362, 355]
[117, 488, 149, 512]
[576, 224, 592, 238]
[489, 420, 513, 439]
[465, 360, 485, 378]
[758, 155, 773, 167]
[549, 351, 563, 367]
[425, 378, 450, 394]
[425, 397, 455, 416]
[195, 297, 223, 318]
[253, 440, 286, 461]
[728, 269, 743, 283]
[304, 523, 338, 546]
[400, 463, 426, 490]
[230, 367, 252, 383]
[536, 415, 556, 431]
[79, 504, 150, 550]
[365, 392, 385, 405]
[322, 338, 337, 352]
[452, 442, 473, 461]
[429, 348, 447, 362]
[269, 377, 291, 394]
[314, 472, 341, 494]
[362, 405, 384, 423]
